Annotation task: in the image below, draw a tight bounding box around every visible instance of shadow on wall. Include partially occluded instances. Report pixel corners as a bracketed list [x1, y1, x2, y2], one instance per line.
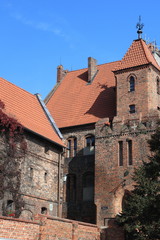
[101, 218, 124, 240]
[64, 151, 96, 224]
[85, 83, 116, 119]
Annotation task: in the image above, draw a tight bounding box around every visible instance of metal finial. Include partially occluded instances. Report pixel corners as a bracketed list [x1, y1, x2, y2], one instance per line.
[136, 16, 144, 39]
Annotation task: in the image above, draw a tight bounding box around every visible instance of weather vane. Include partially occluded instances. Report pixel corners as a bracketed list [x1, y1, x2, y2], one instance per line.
[136, 16, 144, 39]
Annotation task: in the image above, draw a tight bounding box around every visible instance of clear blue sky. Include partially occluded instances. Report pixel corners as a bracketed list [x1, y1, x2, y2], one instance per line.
[0, 0, 160, 99]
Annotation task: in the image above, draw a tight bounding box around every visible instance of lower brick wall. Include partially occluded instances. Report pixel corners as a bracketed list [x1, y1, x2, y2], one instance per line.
[0, 216, 40, 240]
[0, 215, 100, 240]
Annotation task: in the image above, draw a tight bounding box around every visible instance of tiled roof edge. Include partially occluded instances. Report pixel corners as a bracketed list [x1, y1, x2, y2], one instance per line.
[0, 77, 36, 99]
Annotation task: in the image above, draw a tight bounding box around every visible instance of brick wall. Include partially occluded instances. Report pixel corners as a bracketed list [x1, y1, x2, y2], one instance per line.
[0, 215, 100, 240]
[0, 131, 64, 220]
[0, 216, 40, 240]
[95, 116, 158, 227]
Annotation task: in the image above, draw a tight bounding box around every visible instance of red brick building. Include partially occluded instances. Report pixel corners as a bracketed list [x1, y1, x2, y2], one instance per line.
[45, 36, 160, 229]
[0, 77, 65, 220]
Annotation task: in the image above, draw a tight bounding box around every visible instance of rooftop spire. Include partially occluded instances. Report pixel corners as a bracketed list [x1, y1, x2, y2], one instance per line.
[136, 16, 144, 39]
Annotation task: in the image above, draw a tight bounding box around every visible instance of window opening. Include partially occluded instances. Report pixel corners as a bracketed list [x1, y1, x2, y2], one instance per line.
[30, 167, 33, 180]
[128, 140, 133, 165]
[119, 141, 123, 166]
[129, 76, 135, 92]
[157, 78, 160, 94]
[67, 137, 77, 158]
[44, 172, 48, 183]
[41, 207, 47, 214]
[74, 138, 77, 157]
[67, 139, 71, 157]
[7, 200, 14, 211]
[129, 104, 135, 113]
[86, 135, 95, 147]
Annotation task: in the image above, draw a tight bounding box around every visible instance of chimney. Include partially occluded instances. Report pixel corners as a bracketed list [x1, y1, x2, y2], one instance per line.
[57, 65, 67, 83]
[88, 57, 97, 83]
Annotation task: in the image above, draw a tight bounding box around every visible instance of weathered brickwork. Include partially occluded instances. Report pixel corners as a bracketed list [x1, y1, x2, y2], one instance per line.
[0, 131, 64, 220]
[0, 216, 40, 240]
[0, 215, 100, 240]
[115, 65, 160, 118]
[95, 116, 158, 226]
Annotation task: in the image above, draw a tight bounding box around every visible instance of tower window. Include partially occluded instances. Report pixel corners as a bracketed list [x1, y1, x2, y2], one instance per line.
[129, 76, 135, 92]
[129, 104, 135, 113]
[118, 141, 123, 166]
[128, 140, 133, 165]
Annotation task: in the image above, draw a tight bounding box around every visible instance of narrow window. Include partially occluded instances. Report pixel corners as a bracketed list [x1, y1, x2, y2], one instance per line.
[41, 207, 47, 214]
[128, 140, 133, 165]
[67, 139, 71, 157]
[30, 167, 33, 180]
[157, 78, 160, 94]
[129, 104, 135, 113]
[74, 138, 77, 156]
[119, 141, 123, 166]
[129, 76, 135, 92]
[44, 172, 48, 183]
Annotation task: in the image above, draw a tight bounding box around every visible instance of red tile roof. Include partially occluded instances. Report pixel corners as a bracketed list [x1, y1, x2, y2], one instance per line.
[114, 39, 160, 71]
[45, 61, 120, 128]
[46, 39, 160, 129]
[0, 77, 64, 147]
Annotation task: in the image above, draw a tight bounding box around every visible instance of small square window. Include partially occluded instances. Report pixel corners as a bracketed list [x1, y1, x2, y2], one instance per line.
[129, 104, 135, 114]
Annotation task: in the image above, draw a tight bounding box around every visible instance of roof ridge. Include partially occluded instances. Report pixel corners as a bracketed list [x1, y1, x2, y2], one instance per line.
[63, 60, 121, 73]
[0, 77, 37, 99]
[140, 39, 152, 64]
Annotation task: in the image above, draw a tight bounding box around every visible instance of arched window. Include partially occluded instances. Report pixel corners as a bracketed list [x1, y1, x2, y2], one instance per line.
[82, 172, 94, 201]
[157, 77, 160, 94]
[86, 135, 95, 147]
[67, 137, 77, 158]
[129, 76, 135, 92]
[84, 135, 95, 155]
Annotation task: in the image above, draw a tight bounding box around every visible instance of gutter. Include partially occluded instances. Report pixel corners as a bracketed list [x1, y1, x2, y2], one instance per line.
[35, 93, 63, 139]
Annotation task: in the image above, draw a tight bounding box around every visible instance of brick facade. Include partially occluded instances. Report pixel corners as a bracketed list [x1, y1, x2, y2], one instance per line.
[0, 215, 100, 240]
[0, 131, 64, 220]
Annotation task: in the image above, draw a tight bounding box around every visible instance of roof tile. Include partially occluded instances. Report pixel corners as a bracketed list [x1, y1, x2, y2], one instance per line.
[0, 77, 64, 147]
[46, 61, 120, 128]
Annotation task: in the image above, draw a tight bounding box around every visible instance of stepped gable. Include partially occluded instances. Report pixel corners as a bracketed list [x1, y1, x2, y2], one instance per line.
[114, 39, 160, 71]
[0, 77, 64, 147]
[45, 61, 120, 128]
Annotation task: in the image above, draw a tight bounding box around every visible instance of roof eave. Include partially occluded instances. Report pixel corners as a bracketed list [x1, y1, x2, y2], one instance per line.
[24, 127, 65, 149]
